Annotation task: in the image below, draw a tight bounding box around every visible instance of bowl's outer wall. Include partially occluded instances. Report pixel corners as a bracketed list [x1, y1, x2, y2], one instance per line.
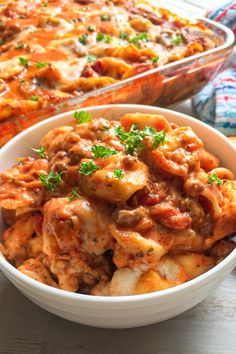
[0, 104, 236, 328]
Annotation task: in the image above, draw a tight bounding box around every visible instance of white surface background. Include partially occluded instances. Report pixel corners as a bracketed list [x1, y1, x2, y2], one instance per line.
[0, 100, 235, 353]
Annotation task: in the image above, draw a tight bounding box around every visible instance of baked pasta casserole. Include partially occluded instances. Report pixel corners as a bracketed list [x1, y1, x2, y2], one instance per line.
[0, 0, 221, 145]
[0, 111, 235, 295]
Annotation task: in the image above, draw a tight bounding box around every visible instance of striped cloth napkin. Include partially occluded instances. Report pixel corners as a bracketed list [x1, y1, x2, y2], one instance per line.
[192, 1, 236, 135]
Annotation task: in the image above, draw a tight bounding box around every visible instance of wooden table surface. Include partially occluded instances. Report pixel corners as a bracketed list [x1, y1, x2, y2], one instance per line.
[0, 100, 235, 354]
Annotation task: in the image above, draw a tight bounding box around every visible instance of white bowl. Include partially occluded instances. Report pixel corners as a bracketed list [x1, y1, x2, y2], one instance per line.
[0, 104, 236, 328]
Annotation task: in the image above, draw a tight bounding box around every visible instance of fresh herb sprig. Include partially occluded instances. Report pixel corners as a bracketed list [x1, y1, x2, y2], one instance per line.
[73, 110, 92, 124]
[96, 33, 113, 43]
[115, 124, 166, 154]
[171, 34, 183, 46]
[68, 187, 81, 201]
[19, 57, 29, 68]
[39, 171, 64, 192]
[35, 61, 48, 69]
[29, 145, 47, 158]
[129, 33, 148, 47]
[113, 169, 124, 179]
[207, 174, 224, 187]
[91, 145, 117, 158]
[79, 161, 99, 176]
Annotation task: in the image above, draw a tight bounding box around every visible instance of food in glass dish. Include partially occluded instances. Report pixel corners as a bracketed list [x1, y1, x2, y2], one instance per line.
[0, 0, 224, 146]
[0, 110, 235, 296]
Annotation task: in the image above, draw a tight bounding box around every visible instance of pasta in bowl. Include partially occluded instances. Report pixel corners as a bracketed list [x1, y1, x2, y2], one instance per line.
[0, 104, 235, 327]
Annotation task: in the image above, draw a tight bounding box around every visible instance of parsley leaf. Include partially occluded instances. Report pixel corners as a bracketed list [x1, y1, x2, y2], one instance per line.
[73, 110, 92, 124]
[35, 61, 48, 69]
[113, 169, 124, 179]
[143, 127, 166, 148]
[29, 95, 39, 102]
[207, 174, 224, 187]
[115, 124, 166, 154]
[114, 125, 145, 155]
[129, 33, 148, 47]
[119, 31, 129, 40]
[91, 145, 117, 158]
[39, 171, 64, 192]
[15, 42, 25, 50]
[78, 34, 88, 45]
[101, 14, 111, 21]
[79, 161, 99, 176]
[29, 145, 47, 158]
[87, 54, 96, 63]
[19, 57, 29, 68]
[96, 33, 113, 43]
[171, 34, 183, 46]
[0, 39, 4, 45]
[68, 187, 81, 201]
[87, 25, 94, 32]
[151, 56, 159, 64]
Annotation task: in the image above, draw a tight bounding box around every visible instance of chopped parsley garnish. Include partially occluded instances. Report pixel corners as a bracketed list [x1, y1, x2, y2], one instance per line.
[101, 14, 111, 21]
[115, 124, 166, 154]
[129, 33, 148, 47]
[87, 25, 94, 32]
[19, 57, 29, 68]
[151, 56, 159, 64]
[29, 145, 47, 158]
[114, 124, 145, 155]
[96, 33, 113, 43]
[79, 161, 99, 176]
[78, 34, 88, 45]
[119, 31, 129, 40]
[87, 54, 96, 63]
[73, 110, 92, 124]
[15, 42, 25, 50]
[113, 169, 124, 179]
[29, 95, 39, 102]
[207, 174, 224, 187]
[68, 187, 81, 201]
[143, 127, 166, 148]
[39, 171, 64, 192]
[91, 145, 117, 158]
[35, 61, 48, 69]
[171, 34, 183, 46]
[0, 39, 4, 45]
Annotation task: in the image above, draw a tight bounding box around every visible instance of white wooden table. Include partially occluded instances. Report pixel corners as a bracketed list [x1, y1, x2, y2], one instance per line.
[0, 101, 235, 354]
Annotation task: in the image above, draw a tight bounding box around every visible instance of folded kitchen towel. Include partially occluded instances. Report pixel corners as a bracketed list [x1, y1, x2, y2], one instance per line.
[192, 1, 236, 135]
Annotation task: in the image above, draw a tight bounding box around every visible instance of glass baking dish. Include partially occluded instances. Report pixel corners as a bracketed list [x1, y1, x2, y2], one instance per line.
[0, 18, 234, 146]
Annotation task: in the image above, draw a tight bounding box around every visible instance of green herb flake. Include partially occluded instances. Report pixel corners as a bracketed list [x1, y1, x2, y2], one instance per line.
[129, 33, 148, 47]
[0, 39, 5, 45]
[15, 42, 25, 50]
[171, 34, 183, 46]
[29, 145, 47, 158]
[115, 124, 166, 154]
[19, 57, 29, 68]
[143, 127, 166, 148]
[151, 56, 159, 64]
[87, 25, 94, 32]
[119, 31, 129, 40]
[73, 110, 92, 124]
[91, 145, 117, 159]
[35, 61, 48, 69]
[87, 54, 96, 63]
[78, 34, 88, 45]
[96, 33, 113, 43]
[79, 161, 99, 176]
[207, 174, 224, 187]
[39, 171, 64, 192]
[68, 187, 81, 201]
[113, 169, 124, 179]
[101, 14, 111, 21]
[29, 95, 39, 102]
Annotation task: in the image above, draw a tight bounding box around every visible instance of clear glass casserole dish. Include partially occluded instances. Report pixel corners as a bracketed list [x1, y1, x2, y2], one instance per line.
[0, 18, 234, 146]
